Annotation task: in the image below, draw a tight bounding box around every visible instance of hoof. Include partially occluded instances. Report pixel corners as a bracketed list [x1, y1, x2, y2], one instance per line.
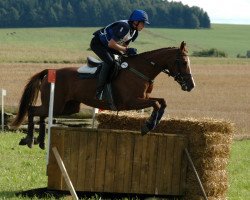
[27, 138, 34, 148]
[141, 124, 150, 136]
[19, 137, 34, 148]
[39, 142, 45, 150]
[19, 138, 27, 146]
[36, 136, 45, 149]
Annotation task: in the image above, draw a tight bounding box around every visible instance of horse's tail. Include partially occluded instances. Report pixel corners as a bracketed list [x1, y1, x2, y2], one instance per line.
[11, 69, 48, 128]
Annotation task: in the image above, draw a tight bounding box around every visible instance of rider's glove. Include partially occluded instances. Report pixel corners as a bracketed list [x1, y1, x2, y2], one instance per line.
[126, 48, 137, 56]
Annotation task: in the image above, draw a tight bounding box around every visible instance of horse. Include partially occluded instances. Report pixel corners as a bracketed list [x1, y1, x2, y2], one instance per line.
[11, 41, 195, 149]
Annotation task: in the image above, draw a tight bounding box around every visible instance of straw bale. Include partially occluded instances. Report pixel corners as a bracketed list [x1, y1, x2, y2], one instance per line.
[186, 179, 228, 197]
[97, 111, 234, 199]
[97, 111, 234, 136]
[194, 157, 229, 170]
[184, 195, 227, 200]
[97, 111, 144, 131]
[204, 181, 228, 197]
[184, 131, 233, 148]
[202, 170, 228, 184]
[204, 132, 233, 146]
[188, 144, 231, 159]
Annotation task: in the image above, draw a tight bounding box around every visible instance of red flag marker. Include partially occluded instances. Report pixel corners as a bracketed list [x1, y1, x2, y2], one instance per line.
[48, 69, 56, 83]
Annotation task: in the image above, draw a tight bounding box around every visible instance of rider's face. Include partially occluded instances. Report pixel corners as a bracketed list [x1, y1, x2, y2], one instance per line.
[137, 21, 145, 31]
[133, 21, 145, 31]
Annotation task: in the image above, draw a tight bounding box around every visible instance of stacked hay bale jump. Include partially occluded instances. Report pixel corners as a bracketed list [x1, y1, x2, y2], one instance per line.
[47, 112, 234, 200]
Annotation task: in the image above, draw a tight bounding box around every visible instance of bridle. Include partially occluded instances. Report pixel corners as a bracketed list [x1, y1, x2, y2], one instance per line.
[121, 48, 193, 90]
[162, 50, 192, 90]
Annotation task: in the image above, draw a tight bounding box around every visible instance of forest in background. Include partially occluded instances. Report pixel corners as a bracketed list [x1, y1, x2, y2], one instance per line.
[0, 0, 210, 28]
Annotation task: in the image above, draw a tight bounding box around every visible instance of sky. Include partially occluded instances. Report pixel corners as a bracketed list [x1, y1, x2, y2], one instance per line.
[172, 0, 250, 25]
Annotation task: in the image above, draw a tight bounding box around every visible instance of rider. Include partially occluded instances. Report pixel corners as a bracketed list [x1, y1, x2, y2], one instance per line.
[90, 9, 150, 99]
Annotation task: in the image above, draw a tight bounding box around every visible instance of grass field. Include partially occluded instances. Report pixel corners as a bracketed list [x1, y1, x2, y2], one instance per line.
[0, 24, 250, 64]
[0, 132, 249, 199]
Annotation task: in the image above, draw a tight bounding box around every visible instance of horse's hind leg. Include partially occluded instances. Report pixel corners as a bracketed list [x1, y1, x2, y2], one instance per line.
[35, 101, 80, 150]
[20, 105, 48, 148]
[32, 105, 50, 150]
[35, 117, 46, 150]
[19, 107, 35, 148]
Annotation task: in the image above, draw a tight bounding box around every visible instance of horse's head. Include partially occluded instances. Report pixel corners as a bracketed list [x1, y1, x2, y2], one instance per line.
[164, 41, 195, 92]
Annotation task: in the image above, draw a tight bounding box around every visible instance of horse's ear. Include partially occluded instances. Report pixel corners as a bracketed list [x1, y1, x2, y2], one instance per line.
[180, 41, 187, 53]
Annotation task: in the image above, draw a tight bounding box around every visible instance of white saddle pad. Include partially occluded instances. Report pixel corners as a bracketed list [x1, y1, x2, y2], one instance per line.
[77, 65, 97, 74]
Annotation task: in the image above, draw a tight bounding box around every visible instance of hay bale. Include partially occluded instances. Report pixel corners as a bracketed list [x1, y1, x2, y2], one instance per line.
[184, 195, 227, 200]
[188, 144, 231, 159]
[97, 111, 234, 200]
[194, 157, 229, 170]
[97, 111, 234, 135]
[186, 170, 228, 196]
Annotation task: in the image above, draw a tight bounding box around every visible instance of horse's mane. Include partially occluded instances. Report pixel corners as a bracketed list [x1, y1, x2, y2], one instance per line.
[138, 47, 178, 60]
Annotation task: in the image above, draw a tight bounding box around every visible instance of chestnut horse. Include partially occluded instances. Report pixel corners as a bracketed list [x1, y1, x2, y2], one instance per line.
[11, 41, 195, 149]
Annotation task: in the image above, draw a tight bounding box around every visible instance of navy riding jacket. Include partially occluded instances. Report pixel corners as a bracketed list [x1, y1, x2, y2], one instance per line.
[94, 20, 138, 47]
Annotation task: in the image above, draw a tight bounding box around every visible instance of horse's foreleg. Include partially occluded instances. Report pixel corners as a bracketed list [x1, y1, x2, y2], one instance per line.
[141, 98, 167, 135]
[122, 98, 161, 135]
[36, 117, 46, 150]
[142, 109, 159, 133]
[149, 98, 167, 125]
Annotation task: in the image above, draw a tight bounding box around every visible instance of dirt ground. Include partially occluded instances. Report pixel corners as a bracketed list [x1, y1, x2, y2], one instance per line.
[0, 63, 249, 137]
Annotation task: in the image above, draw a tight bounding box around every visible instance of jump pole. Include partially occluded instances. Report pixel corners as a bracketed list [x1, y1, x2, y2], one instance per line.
[52, 147, 79, 200]
[92, 108, 99, 129]
[46, 69, 56, 165]
[46, 70, 79, 199]
[1, 89, 6, 132]
[184, 148, 208, 200]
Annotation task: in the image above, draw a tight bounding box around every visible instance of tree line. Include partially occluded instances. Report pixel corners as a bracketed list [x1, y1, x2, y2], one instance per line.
[0, 0, 211, 28]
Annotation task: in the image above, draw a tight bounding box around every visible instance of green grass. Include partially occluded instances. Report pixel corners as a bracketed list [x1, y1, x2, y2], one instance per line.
[228, 139, 250, 199]
[144, 24, 250, 58]
[1, 24, 250, 63]
[0, 27, 96, 63]
[0, 132, 47, 199]
[0, 132, 249, 199]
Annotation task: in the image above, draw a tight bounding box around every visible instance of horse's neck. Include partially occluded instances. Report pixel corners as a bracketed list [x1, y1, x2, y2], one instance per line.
[129, 48, 178, 79]
[141, 47, 177, 66]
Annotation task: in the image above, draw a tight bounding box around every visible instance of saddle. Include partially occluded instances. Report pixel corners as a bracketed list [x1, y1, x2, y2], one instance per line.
[87, 56, 102, 67]
[77, 56, 127, 110]
[77, 56, 120, 81]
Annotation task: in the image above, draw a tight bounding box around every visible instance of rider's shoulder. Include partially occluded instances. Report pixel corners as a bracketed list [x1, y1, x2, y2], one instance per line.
[112, 20, 130, 30]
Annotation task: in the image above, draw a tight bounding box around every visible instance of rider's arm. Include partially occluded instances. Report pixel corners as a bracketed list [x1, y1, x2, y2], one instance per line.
[108, 22, 131, 53]
[108, 39, 127, 53]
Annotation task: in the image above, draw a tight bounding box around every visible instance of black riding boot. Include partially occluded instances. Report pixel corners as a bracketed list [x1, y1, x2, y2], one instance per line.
[96, 62, 111, 99]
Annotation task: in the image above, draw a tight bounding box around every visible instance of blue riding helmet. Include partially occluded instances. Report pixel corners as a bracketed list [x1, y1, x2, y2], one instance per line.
[129, 9, 150, 24]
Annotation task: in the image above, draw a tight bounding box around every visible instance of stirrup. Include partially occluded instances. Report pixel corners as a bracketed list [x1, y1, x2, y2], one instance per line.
[95, 90, 103, 100]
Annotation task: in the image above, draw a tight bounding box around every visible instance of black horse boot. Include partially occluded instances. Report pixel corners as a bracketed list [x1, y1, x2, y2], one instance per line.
[96, 62, 111, 100]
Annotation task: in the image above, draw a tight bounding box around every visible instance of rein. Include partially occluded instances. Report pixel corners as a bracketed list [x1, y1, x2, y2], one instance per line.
[127, 66, 154, 83]
[122, 47, 191, 87]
